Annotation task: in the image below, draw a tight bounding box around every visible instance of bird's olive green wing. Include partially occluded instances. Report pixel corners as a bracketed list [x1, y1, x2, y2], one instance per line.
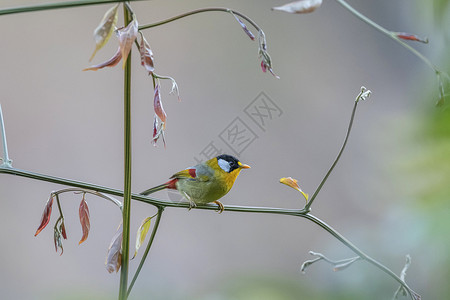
[170, 168, 210, 182]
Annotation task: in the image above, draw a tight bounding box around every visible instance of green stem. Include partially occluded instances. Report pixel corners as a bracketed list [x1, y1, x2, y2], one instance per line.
[0, 165, 419, 298]
[127, 207, 164, 297]
[52, 188, 123, 210]
[0, 104, 12, 167]
[334, 0, 437, 72]
[0, 0, 146, 16]
[118, 5, 133, 300]
[54, 193, 64, 217]
[139, 7, 261, 32]
[0, 166, 309, 214]
[304, 213, 419, 300]
[305, 101, 358, 211]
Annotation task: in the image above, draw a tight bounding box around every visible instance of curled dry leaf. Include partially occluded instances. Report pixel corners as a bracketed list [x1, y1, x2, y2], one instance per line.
[132, 216, 152, 259]
[54, 229, 63, 255]
[395, 32, 428, 44]
[231, 13, 255, 40]
[90, 4, 120, 61]
[34, 195, 54, 236]
[117, 18, 139, 68]
[260, 50, 279, 79]
[78, 196, 90, 245]
[272, 0, 323, 14]
[139, 34, 155, 74]
[152, 116, 166, 147]
[280, 177, 309, 202]
[60, 221, 67, 240]
[83, 47, 122, 71]
[106, 223, 123, 273]
[154, 83, 167, 124]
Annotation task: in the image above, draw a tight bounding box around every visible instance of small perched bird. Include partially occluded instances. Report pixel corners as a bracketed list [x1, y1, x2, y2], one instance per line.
[140, 154, 250, 213]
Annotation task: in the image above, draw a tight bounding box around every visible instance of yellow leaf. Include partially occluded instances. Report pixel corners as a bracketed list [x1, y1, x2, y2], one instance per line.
[132, 216, 152, 259]
[280, 177, 309, 203]
[89, 4, 119, 61]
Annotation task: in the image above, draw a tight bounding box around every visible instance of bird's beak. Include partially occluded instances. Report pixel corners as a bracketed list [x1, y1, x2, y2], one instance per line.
[238, 162, 251, 169]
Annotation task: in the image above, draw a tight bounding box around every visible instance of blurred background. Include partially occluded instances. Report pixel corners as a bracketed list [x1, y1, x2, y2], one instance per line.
[0, 0, 449, 299]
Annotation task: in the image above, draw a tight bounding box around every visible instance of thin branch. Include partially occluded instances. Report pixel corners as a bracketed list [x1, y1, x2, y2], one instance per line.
[0, 0, 147, 16]
[301, 251, 361, 273]
[0, 104, 12, 168]
[52, 188, 123, 210]
[0, 165, 304, 214]
[305, 87, 370, 210]
[127, 207, 164, 297]
[0, 165, 419, 299]
[303, 214, 420, 300]
[139, 7, 261, 32]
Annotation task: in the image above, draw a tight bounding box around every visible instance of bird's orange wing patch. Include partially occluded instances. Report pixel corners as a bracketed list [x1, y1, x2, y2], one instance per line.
[171, 168, 196, 179]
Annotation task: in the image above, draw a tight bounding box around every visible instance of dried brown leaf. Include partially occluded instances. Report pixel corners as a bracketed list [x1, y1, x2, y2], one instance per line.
[106, 223, 123, 273]
[140, 35, 155, 74]
[231, 13, 255, 40]
[117, 19, 138, 68]
[272, 0, 323, 14]
[34, 195, 54, 236]
[154, 83, 167, 124]
[83, 47, 122, 71]
[54, 228, 64, 255]
[78, 196, 90, 245]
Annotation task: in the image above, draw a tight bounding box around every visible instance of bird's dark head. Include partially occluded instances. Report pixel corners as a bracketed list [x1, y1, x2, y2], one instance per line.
[216, 154, 251, 173]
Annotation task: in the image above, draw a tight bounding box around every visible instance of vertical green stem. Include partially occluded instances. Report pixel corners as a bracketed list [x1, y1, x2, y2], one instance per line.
[127, 207, 164, 297]
[119, 5, 133, 300]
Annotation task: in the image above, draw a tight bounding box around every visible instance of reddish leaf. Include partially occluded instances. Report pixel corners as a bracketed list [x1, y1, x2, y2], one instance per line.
[140, 35, 155, 74]
[261, 60, 267, 73]
[34, 195, 54, 236]
[154, 83, 167, 123]
[231, 13, 255, 40]
[117, 19, 139, 68]
[78, 196, 90, 245]
[60, 220, 67, 240]
[106, 223, 123, 273]
[396, 32, 428, 44]
[261, 60, 280, 79]
[83, 47, 122, 71]
[152, 116, 158, 141]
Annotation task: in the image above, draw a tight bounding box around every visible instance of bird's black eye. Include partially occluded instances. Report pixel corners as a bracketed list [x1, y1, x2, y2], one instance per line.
[217, 154, 240, 173]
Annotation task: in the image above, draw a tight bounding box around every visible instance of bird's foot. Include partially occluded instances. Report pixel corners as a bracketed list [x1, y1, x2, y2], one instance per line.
[188, 200, 197, 211]
[214, 201, 224, 214]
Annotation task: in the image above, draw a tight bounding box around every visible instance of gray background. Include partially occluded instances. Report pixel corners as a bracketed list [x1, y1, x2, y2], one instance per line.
[0, 0, 447, 299]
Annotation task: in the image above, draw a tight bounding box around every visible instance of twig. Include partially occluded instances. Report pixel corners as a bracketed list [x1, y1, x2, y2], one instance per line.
[305, 87, 370, 211]
[0, 104, 12, 168]
[0, 0, 147, 16]
[127, 207, 164, 297]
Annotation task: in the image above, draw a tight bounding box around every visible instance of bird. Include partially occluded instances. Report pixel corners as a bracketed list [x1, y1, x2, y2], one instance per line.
[140, 154, 250, 213]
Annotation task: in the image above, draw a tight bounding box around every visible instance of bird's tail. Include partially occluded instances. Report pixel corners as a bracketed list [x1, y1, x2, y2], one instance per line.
[140, 179, 177, 196]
